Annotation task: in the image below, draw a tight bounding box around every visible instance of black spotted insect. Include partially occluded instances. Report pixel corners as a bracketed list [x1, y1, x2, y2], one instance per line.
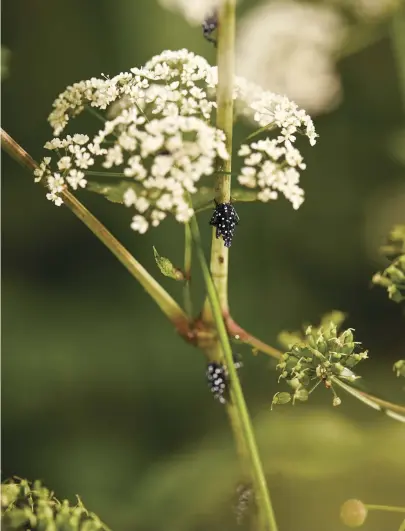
[209, 200, 240, 248]
[202, 12, 218, 47]
[206, 357, 243, 404]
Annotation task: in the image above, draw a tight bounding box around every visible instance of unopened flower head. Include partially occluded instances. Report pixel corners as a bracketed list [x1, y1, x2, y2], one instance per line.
[236, 1, 346, 115]
[37, 49, 317, 232]
[276, 320, 368, 405]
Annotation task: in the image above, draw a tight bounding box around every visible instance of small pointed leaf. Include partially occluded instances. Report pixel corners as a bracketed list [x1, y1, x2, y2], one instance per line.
[153, 247, 185, 281]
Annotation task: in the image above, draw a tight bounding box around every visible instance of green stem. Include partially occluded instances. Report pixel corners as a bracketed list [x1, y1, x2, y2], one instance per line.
[190, 215, 278, 531]
[202, 0, 236, 319]
[183, 222, 193, 319]
[85, 105, 107, 123]
[365, 505, 405, 514]
[399, 518, 405, 531]
[1, 128, 190, 337]
[85, 170, 128, 178]
[331, 376, 405, 422]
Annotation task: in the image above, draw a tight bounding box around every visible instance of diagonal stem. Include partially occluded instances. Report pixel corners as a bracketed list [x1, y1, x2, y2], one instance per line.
[1, 128, 190, 337]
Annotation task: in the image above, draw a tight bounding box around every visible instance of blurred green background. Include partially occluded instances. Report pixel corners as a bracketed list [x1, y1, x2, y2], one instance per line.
[2, 1, 405, 530]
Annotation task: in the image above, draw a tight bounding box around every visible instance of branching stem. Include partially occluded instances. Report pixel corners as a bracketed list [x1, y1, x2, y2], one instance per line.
[1, 128, 190, 337]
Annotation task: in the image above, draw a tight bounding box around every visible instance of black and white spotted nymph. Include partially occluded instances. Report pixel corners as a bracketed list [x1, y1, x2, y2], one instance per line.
[206, 358, 243, 404]
[206, 362, 228, 404]
[202, 12, 218, 46]
[209, 201, 240, 248]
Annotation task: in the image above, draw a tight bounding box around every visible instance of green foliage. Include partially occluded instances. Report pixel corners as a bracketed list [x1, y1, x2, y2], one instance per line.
[1, 478, 110, 531]
[372, 225, 405, 303]
[86, 179, 141, 204]
[153, 246, 185, 280]
[275, 312, 368, 406]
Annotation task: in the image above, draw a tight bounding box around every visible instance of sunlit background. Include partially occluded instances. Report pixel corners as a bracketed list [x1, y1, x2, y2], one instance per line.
[2, 1, 405, 530]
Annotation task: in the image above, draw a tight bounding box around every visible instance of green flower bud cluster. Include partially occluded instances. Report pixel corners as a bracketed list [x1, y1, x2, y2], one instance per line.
[273, 320, 368, 407]
[372, 225, 405, 303]
[1, 478, 109, 531]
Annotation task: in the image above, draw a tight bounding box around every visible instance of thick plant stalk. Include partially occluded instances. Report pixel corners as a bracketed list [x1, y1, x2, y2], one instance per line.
[202, 0, 235, 319]
[1, 128, 190, 337]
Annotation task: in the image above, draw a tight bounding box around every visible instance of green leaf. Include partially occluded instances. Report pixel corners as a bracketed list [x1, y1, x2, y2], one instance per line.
[153, 247, 185, 281]
[86, 180, 140, 204]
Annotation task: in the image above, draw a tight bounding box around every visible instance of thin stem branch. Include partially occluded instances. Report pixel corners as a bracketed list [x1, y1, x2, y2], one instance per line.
[365, 505, 405, 514]
[190, 215, 278, 531]
[183, 222, 193, 319]
[225, 316, 282, 360]
[1, 128, 190, 337]
[331, 377, 405, 422]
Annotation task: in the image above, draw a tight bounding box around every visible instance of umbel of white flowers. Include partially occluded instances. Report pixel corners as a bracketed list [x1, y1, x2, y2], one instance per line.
[34, 49, 317, 234]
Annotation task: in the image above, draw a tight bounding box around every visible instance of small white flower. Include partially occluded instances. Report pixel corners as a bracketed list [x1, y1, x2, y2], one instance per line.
[73, 148, 94, 169]
[46, 191, 63, 206]
[66, 169, 87, 190]
[34, 157, 52, 182]
[135, 196, 150, 213]
[123, 188, 137, 207]
[238, 145, 251, 157]
[47, 173, 65, 193]
[72, 134, 89, 145]
[57, 156, 72, 171]
[130, 215, 149, 234]
[258, 189, 278, 202]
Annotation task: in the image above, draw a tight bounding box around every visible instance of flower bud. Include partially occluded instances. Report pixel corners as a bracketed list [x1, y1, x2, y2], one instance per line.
[340, 499, 368, 527]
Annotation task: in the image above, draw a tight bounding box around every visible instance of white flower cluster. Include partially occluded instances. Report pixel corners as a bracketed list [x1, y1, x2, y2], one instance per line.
[95, 108, 228, 230]
[48, 49, 216, 136]
[37, 48, 317, 233]
[235, 78, 317, 210]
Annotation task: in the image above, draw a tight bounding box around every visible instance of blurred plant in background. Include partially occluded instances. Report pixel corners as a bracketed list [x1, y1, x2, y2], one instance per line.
[235, 0, 403, 115]
[1, 479, 109, 531]
[372, 224, 405, 302]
